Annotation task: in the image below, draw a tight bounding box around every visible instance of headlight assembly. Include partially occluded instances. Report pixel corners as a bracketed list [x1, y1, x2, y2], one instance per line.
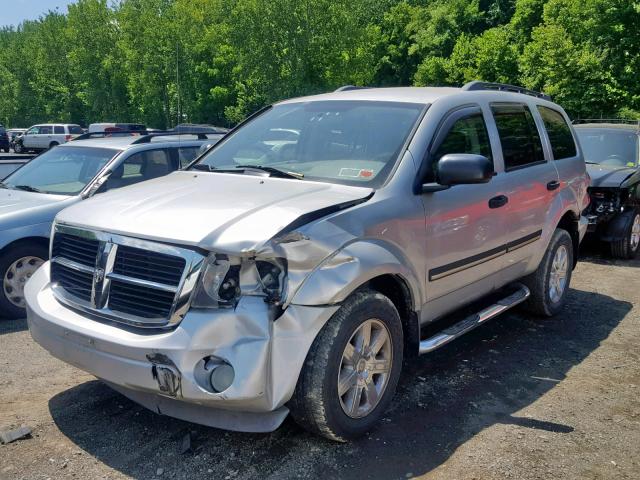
[191, 254, 286, 309]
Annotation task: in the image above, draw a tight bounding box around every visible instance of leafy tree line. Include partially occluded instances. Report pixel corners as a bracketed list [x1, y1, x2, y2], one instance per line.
[0, 0, 638, 129]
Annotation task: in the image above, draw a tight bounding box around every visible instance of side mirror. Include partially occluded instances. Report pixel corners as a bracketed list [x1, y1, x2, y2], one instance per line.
[420, 154, 494, 193]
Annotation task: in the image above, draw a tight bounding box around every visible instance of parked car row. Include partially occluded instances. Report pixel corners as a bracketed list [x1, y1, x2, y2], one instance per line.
[0, 83, 637, 442]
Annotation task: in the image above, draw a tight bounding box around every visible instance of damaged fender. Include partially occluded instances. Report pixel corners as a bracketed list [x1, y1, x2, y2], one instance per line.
[284, 239, 423, 309]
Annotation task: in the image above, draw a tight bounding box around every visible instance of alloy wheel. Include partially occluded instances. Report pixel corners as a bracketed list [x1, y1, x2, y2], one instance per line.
[549, 245, 568, 303]
[338, 319, 393, 419]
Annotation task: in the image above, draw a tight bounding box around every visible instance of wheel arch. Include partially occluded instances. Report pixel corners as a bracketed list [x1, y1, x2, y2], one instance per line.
[0, 236, 50, 258]
[555, 209, 580, 268]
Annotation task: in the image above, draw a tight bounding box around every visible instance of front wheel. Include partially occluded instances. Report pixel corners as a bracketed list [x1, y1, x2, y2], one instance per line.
[13, 143, 23, 153]
[0, 242, 48, 319]
[521, 229, 573, 317]
[289, 289, 403, 441]
[610, 210, 640, 259]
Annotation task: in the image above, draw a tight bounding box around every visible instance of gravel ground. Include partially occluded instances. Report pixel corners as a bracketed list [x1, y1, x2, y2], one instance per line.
[1, 247, 638, 480]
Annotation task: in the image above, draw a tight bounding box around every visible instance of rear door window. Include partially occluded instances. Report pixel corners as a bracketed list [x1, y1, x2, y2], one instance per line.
[491, 104, 545, 170]
[537, 106, 577, 160]
[54, 126, 64, 134]
[39, 126, 53, 135]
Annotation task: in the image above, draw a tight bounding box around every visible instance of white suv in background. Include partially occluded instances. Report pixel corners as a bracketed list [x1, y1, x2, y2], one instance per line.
[14, 124, 83, 153]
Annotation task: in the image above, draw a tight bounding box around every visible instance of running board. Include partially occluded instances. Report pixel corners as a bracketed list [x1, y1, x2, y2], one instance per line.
[418, 284, 530, 355]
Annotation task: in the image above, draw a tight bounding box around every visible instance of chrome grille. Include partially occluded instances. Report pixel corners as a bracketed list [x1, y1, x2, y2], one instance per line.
[49, 224, 204, 328]
[113, 245, 185, 286]
[52, 233, 100, 267]
[50, 262, 93, 302]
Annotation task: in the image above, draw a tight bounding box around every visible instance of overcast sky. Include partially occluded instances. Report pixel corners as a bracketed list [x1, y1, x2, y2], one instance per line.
[2, 0, 75, 27]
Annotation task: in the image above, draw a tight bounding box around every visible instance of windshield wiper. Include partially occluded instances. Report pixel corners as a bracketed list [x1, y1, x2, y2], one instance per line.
[13, 185, 43, 193]
[0, 182, 10, 189]
[191, 163, 216, 171]
[235, 165, 304, 179]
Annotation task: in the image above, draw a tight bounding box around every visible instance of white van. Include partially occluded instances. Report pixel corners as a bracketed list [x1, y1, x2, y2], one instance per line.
[15, 124, 83, 153]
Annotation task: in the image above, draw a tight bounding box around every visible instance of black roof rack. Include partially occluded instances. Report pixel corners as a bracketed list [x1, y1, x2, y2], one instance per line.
[462, 81, 552, 101]
[334, 85, 369, 92]
[72, 130, 151, 141]
[73, 130, 210, 143]
[131, 131, 209, 144]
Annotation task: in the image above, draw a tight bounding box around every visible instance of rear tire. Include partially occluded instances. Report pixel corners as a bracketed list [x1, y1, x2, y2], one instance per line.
[0, 242, 48, 320]
[289, 289, 403, 442]
[610, 210, 640, 259]
[521, 229, 573, 317]
[48, 141, 59, 149]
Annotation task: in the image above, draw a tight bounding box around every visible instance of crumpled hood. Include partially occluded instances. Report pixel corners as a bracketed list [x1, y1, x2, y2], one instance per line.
[587, 164, 636, 188]
[0, 188, 75, 231]
[56, 171, 373, 253]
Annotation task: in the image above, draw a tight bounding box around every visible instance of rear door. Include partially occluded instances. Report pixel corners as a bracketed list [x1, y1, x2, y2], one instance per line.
[490, 103, 560, 281]
[37, 125, 53, 148]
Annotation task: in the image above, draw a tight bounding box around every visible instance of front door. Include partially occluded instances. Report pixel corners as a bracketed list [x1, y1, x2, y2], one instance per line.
[421, 106, 508, 320]
[22, 126, 40, 149]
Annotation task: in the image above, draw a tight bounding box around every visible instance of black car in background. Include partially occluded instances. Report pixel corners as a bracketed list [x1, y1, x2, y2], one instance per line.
[574, 120, 640, 258]
[0, 125, 9, 153]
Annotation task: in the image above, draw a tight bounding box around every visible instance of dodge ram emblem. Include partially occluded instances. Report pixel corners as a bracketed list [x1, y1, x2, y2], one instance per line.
[94, 268, 105, 283]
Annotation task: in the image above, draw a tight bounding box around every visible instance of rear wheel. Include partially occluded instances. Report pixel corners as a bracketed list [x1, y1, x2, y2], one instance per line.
[289, 289, 403, 441]
[610, 211, 640, 259]
[521, 229, 573, 317]
[48, 141, 59, 149]
[0, 242, 48, 319]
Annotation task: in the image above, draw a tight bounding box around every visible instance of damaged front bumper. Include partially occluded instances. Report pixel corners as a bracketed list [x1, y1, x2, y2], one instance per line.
[25, 264, 338, 432]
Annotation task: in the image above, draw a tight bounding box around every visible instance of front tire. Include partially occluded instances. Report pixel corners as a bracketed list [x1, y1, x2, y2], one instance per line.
[521, 229, 573, 317]
[610, 210, 640, 259]
[289, 289, 403, 442]
[0, 242, 48, 319]
[13, 143, 22, 153]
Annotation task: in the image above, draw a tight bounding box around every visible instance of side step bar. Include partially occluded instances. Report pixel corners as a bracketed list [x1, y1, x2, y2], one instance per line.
[419, 284, 530, 355]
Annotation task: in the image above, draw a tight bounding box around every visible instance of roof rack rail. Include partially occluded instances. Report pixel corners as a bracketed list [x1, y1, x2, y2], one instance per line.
[73, 130, 211, 143]
[462, 81, 552, 101]
[334, 85, 369, 92]
[572, 118, 640, 126]
[131, 131, 209, 144]
[72, 130, 150, 141]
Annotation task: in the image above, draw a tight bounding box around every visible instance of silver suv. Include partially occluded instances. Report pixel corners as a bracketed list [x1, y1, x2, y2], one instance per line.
[0, 132, 221, 319]
[26, 83, 590, 441]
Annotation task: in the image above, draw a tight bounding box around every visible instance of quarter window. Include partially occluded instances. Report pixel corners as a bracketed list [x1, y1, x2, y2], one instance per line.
[537, 106, 577, 160]
[431, 113, 492, 177]
[54, 126, 64, 134]
[492, 104, 544, 170]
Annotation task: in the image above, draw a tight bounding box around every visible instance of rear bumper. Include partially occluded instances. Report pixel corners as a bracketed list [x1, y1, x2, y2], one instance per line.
[26, 263, 338, 432]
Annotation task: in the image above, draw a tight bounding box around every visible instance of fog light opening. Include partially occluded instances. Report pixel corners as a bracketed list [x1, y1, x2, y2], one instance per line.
[208, 361, 235, 393]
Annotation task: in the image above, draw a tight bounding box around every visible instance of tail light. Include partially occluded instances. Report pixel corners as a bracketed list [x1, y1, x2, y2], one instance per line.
[65, 134, 72, 141]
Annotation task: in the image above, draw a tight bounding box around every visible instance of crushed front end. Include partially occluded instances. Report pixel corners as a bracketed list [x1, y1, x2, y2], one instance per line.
[25, 223, 339, 432]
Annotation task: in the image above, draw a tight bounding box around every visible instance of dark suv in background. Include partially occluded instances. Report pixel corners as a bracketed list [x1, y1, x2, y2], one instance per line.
[0, 125, 10, 153]
[574, 120, 640, 258]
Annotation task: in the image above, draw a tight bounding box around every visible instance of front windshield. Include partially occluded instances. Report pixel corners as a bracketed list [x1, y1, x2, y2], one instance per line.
[2, 146, 118, 195]
[576, 128, 639, 167]
[195, 101, 425, 187]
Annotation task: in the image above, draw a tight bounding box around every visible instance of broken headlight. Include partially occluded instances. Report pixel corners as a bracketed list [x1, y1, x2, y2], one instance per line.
[191, 254, 286, 309]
